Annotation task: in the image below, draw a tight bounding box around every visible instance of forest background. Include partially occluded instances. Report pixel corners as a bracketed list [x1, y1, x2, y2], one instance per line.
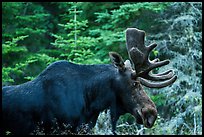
[2, 2, 202, 135]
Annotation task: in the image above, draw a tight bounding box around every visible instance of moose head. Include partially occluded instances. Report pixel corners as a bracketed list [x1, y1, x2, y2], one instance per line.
[111, 28, 177, 129]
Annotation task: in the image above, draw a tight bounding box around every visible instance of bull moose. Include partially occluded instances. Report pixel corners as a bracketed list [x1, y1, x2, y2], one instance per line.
[2, 28, 177, 135]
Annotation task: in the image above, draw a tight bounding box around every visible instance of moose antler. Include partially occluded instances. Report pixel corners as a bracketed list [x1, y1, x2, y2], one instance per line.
[126, 28, 177, 88]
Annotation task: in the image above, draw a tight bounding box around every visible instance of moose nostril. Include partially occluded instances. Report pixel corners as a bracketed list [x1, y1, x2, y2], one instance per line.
[146, 119, 151, 127]
[141, 107, 157, 128]
[146, 116, 156, 128]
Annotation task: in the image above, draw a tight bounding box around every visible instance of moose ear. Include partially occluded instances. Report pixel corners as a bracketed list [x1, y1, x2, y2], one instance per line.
[109, 52, 125, 71]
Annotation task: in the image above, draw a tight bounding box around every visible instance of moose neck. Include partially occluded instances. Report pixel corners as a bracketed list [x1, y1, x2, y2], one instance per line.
[84, 64, 117, 114]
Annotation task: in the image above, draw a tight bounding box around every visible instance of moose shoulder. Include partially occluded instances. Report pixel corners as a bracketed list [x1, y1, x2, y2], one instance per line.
[2, 28, 177, 135]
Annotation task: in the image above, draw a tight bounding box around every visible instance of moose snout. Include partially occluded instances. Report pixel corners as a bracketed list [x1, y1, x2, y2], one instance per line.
[141, 107, 157, 128]
[134, 106, 157, 128]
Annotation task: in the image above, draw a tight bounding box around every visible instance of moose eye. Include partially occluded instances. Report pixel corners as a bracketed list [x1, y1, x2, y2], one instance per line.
[132, 81, 140, 88]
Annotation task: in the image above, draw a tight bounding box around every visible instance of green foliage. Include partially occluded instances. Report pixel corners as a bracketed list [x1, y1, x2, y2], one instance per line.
[2, 2, 170, 85]
[2, 67, 15, 83]
[151, 93, 166, 107]
[2, 36, 28, 58]
[51, 3, 103, 64]
[118, 113, 135, 125]
[95, 2, 170, 29]
[2, 36, 28, 84]
[2, 34, 58, 85]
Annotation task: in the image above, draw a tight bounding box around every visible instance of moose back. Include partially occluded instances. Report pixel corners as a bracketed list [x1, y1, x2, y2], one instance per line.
[2, 28, 177, 135]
